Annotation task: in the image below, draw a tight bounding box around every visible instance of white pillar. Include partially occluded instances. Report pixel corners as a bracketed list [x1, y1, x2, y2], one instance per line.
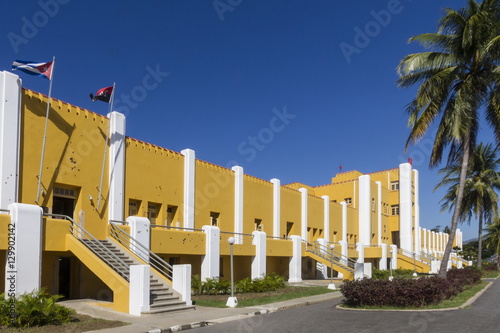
[390, 244, 398, 270]
[399, 163, 413, 252]
[356, 242, 364, 264]
[376, 181, 382, 245]
[321, 196, 330, 243]
[6, 203, 43, 295]
[422, 228, 427, 252]
[299, 188, 308, 241]
[232, 166, 244, 244]
[379, 243, 388, 270]
[108, 112, 126, 222]
[129, 265, 150, 315]
[338, 240, 348, 279]
[251, 231, 266, 279]
[181, 149, 195, 229]
[413, 170, 420, 255]
[0, 71, 21, 208]
[271, 178, 281, 238]
[358, 175, 371, 246]
[201, 225, 220, 281]
[341, 201, 347, 242]
[126, 216, 150, 262]
[173, 264, 192, 305]
[288, 235, 302, 283]
[457, 229, 462, 249]
[316, 238, 328, 279]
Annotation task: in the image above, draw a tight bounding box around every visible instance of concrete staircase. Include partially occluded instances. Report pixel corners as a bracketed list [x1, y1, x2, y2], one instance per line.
[81, 239, 195, 314]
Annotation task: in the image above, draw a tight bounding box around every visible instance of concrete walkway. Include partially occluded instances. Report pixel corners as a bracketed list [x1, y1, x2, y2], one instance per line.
[61, 280, 343, 333]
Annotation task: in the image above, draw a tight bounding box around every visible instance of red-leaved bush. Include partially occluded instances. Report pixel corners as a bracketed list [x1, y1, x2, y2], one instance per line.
[341, 268, 481, 308]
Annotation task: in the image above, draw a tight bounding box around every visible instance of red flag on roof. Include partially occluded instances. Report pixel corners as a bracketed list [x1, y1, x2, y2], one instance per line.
[89, 86, 114, 103]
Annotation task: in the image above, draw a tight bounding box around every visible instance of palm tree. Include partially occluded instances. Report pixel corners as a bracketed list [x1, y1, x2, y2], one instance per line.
[483, 218, 500, 265]
[435, 143, 500, 269]
[397, 0, 500, 277]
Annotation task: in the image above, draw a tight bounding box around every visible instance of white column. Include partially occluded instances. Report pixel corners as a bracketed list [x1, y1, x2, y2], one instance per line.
[126, 216, 150, 262]
[390, 244, 398, 270]
[288, 235, 302, 283]
[299, 188, 308, 241]
[271, 178, 281, 238]
[6, 203, 43, 295]
[251, 231, 266, 279]
[338, 240, 348, 279]
[0, 71, 21, 208]
[232, 166, 244, 244]
[457, 229, 462, 249]
[321, 196, 330, 243]
[181, 149, 195, 229]
[379, 243, 387, 270]
[341, 201, 347, 242]
[413, 169, 421, 255]
[129, 265, 150, 315]
[316, 238, 328, 279]
[173, 264, 192, 305]
[376, 181, 382, 245]
[356, 242, 364, 264]
[422, 228, 427, 252]
[358, 175, 371, 246]
[108, 111, 126, 222]
[201, 225, 220, 281]
[399, 163, 413, 252]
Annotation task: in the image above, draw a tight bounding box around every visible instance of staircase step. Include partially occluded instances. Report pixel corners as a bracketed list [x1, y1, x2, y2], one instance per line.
[150, 300, 185, 308]
[150, 295, 179, 302]
[141, 305, 195, 315]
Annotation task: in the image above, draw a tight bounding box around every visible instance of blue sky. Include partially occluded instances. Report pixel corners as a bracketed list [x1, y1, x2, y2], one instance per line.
[1, 0, 496, 242]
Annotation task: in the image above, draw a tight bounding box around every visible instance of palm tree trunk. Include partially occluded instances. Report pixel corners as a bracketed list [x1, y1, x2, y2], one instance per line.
[477, 212, 483, 270]
[438, 135, 471, 278]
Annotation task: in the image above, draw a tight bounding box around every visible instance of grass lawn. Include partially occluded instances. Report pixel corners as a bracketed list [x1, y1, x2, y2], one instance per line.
[340, 280, 490, 310]
[193, 286, 337, 308]
[482, 270, 500, 279]
[0, 313, 129, 332]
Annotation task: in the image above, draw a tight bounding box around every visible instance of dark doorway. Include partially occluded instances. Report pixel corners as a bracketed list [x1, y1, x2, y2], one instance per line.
[58, 257, 71, 299]
[53, 196, 75, 218]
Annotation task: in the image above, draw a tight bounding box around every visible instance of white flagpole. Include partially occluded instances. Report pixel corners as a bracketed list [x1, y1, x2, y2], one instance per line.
[97, 83, 115, 211]
[35, 56, 55, 204]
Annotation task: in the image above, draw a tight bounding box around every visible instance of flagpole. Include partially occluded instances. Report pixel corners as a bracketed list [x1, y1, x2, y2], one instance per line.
[35, 56, 55, 204]
[97, 83, 115, 210]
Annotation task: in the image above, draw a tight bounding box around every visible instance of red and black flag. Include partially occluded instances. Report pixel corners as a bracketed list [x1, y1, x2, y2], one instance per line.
[89, 86, 114, 103]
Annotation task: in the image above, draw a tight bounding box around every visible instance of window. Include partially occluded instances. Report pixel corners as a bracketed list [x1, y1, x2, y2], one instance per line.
[166, 205, 178, 226]
[372, 198, 375, 212]
[383, 203, 389, 215]
[286, 222, 294, 238]
[53, 185, 78, 218]
[129, 200, 140, 217]
[148, 202, 161, 224]
[344, 198, 352, 205]
[391, 204, 399, 216]
[210, 212, 220, 226]
[391, 181, 399, 191]
[255, 219, 263, 231]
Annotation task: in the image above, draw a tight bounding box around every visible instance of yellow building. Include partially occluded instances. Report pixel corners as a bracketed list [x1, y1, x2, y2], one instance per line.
[0, 71, 465, 314]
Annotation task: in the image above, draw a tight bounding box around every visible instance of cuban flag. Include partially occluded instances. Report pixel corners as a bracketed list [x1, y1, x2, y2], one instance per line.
[89, 86, 114, 103]
[12, 60, 54, 80]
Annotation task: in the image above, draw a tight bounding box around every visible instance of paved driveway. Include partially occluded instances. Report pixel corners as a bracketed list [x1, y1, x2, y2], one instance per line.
[190, 278, 500, 333]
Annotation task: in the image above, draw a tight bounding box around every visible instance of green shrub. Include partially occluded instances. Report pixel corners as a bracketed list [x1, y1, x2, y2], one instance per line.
[192, 273, 286, 295]
[481, 262, 498, 272]
[0, 289, 74, 328]
[372, 268, 416, 280]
